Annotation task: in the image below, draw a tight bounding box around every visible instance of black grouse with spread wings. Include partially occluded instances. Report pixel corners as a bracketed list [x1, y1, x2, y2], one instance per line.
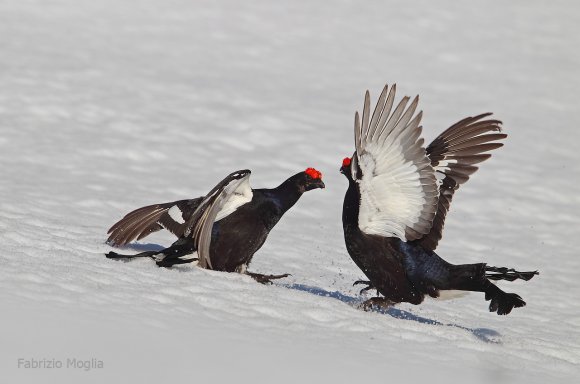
[341, 84, 537, 315]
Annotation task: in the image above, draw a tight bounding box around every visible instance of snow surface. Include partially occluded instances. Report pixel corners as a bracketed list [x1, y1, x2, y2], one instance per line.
[1, 0, 579, 383]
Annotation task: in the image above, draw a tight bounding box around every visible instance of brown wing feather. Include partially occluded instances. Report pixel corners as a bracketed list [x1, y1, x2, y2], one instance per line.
[106, 198, 203, 247]
[419, 113, 506, 251]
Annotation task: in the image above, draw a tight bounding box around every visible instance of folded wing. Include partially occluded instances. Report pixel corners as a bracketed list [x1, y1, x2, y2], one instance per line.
[183, 170, 253, 269]
[354, 84, 439, 241]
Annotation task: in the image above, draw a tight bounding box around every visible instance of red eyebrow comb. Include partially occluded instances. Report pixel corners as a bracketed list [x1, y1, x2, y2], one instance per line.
[342, 157, 352, 167]
[305, 168, 322, 179]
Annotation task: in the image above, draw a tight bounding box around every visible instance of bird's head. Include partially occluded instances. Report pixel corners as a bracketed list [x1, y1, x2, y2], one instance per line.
[297, 167, 325, 192]
[340, 156, 353, 180]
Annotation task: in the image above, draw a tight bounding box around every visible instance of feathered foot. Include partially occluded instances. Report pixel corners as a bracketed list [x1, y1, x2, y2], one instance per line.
[359, 297, 395, 311]
[353, 280, 376, 295]
[484, 282, 527, 315]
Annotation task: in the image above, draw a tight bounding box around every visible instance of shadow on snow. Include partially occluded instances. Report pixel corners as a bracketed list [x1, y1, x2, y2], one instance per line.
[284, 283, 501, 344]
[121, 243, 165, 252]
[104, 243, 501, 344]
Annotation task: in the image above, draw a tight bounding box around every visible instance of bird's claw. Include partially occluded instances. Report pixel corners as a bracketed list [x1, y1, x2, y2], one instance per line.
[353, 280, 376, 295]
[359, 297, 394, 312]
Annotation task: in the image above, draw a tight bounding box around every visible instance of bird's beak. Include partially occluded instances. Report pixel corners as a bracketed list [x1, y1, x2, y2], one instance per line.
[307, 178, 325, 190]
[313, 179, 325, 189]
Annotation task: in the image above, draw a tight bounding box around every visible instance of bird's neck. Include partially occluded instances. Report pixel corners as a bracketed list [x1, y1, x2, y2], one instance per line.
[269, 177, 304, 214]
[342, 179, 361, 231]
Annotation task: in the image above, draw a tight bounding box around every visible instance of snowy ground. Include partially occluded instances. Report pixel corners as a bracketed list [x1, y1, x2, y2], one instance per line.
[1, 0, 579, 383]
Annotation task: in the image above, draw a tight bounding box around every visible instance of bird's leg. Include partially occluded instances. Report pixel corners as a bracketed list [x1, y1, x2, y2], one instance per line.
[353, 280, 376, 295]
[246, 271, 291, 285]
[359, 297, 395, 312]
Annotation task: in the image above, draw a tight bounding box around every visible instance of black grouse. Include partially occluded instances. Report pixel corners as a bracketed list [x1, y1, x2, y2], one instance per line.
[340, 84, 538, 315]
[106, 168, 325, 283]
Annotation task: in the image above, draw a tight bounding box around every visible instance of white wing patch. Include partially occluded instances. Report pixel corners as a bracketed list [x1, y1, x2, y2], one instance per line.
[215, 176, 253, 221]
[359, 146, 423, 239]
[167, 205, 186, 224]
[355, 85, 439, 241]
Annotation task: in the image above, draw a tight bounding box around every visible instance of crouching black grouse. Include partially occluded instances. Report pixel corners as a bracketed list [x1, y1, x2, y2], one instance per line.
[341, 84, 538, 315]
[106, 168, 325, 283]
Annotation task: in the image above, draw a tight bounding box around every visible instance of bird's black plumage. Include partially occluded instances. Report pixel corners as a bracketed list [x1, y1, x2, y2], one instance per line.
[341, 84, 538, 315]
[106, 168, 324, 283]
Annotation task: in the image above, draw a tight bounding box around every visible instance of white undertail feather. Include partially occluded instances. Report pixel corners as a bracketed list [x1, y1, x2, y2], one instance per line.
[152, 251, 199, 263]
[434, 290, 469, 300]
[235, 264, 248, 274]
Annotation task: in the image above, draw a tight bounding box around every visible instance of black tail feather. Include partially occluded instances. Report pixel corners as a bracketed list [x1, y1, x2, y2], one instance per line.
[439, 263, 534, 315]
[106, 238, 198, 268]
[486, 266, 539, 282]
[105, 251, 159, 259]
[156, 257, 198, 268]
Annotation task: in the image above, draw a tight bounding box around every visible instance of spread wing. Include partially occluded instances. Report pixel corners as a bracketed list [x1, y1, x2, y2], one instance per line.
[183, 170, 253, 269]
[353, 84, 439, 241]
[107, 198, 203, 247]
[418, 113, 506, 250]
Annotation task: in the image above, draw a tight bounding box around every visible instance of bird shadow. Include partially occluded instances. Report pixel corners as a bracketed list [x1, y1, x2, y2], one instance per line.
[283, 283, 502, 344]
[117, 243, 165, 252]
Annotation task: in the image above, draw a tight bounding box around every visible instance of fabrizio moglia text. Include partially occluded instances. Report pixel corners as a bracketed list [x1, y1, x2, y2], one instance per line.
[18, 358, 104, 371]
